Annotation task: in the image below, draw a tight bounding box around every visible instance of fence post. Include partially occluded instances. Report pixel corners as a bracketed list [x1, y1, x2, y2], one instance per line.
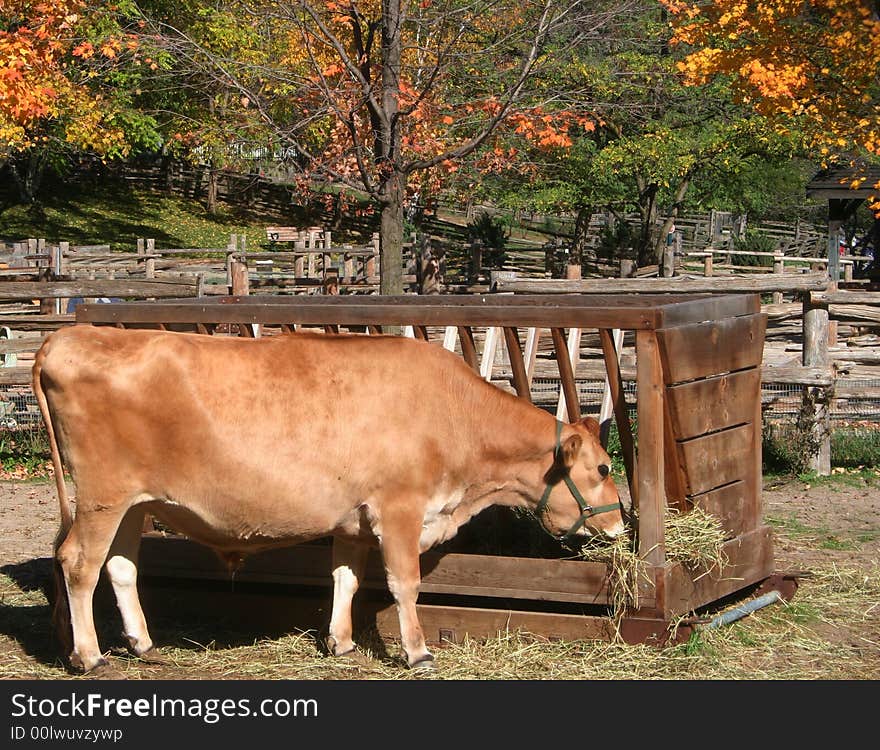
[470, 239, 483, 283]
[294, 236, 306, 278]
[231, 260, 250, 296]
[772, 254, 784, 304]
[662, 245, 675, 278]
[226, 235, 237, 286]
[145, 238, 156, 279]
[802, 293, 831, 475]
[365, 232, 379, 282]
[40, 242, 58, 315]
[307, 227, 320, 278]
[57, 241, 69, 314]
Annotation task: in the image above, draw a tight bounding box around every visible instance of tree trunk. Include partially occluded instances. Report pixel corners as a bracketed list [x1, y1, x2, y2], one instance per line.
[377, 0, 404, 296]
[206, 166, 219, 215]
[636, 183, 659, 267]
[652, 177, 691, 264]
[379, 171, 405, 295]
[10, 152, 44, 204]
[572, 205, 593, 273]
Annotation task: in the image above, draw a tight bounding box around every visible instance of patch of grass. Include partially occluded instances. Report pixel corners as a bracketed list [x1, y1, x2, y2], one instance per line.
[778, 600, 822, 625]
[766, 512, 861, 551]
[820, 537, 857, 551]
[832, 428, 880, 468]
[764, 422, 880, 478]
[797, 467, 880, 489]
[0, 426, 52, 479]
[0, 177, 274, 253]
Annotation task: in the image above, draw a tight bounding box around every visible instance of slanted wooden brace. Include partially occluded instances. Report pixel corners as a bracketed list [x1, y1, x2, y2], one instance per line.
[75, 293, 778, 645]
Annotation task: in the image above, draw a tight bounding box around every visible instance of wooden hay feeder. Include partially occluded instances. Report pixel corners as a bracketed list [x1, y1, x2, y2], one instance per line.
[76, 293, 784, 646]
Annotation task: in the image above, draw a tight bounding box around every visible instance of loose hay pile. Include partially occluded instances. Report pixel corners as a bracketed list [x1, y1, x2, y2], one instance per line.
[578, 506, 729, 626]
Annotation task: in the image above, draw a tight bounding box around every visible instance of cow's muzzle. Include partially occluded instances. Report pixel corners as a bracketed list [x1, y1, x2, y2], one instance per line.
[535, 422, 623, 544]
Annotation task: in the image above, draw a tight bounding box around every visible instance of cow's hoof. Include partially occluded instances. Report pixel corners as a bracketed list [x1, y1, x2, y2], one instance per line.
[74, 657, 125, 680]
[336, 648, 376, 668]
[409, 654, 436, 673]
[69, 653, 107, 675]
[135, 647, 167, 665]
[90, 661, 126, 680]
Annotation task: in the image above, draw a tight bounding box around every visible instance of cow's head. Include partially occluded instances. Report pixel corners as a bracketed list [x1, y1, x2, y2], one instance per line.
[535, 417, 626, 544]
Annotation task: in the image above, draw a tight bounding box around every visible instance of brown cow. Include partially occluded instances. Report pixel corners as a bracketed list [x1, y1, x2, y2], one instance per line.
[33, 325, 624, 673]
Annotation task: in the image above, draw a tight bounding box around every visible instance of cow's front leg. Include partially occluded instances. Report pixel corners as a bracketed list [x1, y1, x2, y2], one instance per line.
[327, 537, 368, 657]
[376, 507, 433, 670]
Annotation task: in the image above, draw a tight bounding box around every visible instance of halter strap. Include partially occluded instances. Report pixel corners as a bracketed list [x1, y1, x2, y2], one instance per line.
[535, 420, 622, 542]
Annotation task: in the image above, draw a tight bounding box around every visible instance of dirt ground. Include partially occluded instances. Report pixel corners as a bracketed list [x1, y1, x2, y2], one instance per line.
[1, 473, 878, 679]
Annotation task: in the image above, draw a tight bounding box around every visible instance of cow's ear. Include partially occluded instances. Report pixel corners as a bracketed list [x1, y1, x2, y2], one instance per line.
[580, 417, 601, 439]
[559, 433, 583, 469]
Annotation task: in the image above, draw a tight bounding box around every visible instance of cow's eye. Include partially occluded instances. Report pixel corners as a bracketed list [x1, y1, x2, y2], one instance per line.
[598, 464, 610, 478]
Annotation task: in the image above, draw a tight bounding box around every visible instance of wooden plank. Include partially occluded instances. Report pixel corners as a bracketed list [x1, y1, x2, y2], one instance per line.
[811, 290, 880, 305]
[480, 326, 501, 380]
[662, 526, 775, 617]
[760, 365, 834, 386]
[656, 313, 767, 384]
[598, 328, 637, 505]
[551, 327, 580, 422]
[598, 328, 623, 444]
[0, 279, 200, 300]
[457, 326, 479, 371]
[129, 582, 620, 646]
[663, 399, 688, 512]
[666, 368, 761, 440]
[635, 330, 665, 568]
[494, 272, 829, 295]
[0, 366, 34, 385]
[77, 301, 662, 331]
[555, 327, 581, 421]
[746, 360, 764, 533]
[374, 603, 616, 645]
[0, 314, 74, 330]
[76, 297, 668, 330]
[523, 327, 541, 386]
[687, 480, 748, 538]
[502, 326, 531, 401]
[677, 423, 754, 496]
[0, 337, 44, 355]
[137, 537, 628, 606]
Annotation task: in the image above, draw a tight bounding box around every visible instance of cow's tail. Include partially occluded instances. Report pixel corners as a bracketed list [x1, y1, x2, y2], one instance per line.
[32, 336, 74, 655]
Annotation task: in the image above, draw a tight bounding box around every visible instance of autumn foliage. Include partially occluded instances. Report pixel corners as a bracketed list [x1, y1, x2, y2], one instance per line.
[662, 1, 880, 164]
[0, 0, 136, 159]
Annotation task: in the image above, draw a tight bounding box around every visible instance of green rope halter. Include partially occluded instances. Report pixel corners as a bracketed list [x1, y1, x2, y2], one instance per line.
[535, 419, 622, 543]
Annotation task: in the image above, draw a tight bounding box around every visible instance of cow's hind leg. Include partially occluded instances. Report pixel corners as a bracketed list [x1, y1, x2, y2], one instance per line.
[55, 504, 129, 673]
[375, 508, 434, 670]
[327, 537, 369, 658]
[105, 506, 161, 662]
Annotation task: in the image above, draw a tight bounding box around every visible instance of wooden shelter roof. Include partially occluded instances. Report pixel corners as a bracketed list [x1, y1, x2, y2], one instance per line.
[806, 164, 880, 200]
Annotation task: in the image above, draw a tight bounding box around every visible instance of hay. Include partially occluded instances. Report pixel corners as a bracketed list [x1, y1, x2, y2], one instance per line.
[578, 505, 729, 625]
[1, 560, 878, 680]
